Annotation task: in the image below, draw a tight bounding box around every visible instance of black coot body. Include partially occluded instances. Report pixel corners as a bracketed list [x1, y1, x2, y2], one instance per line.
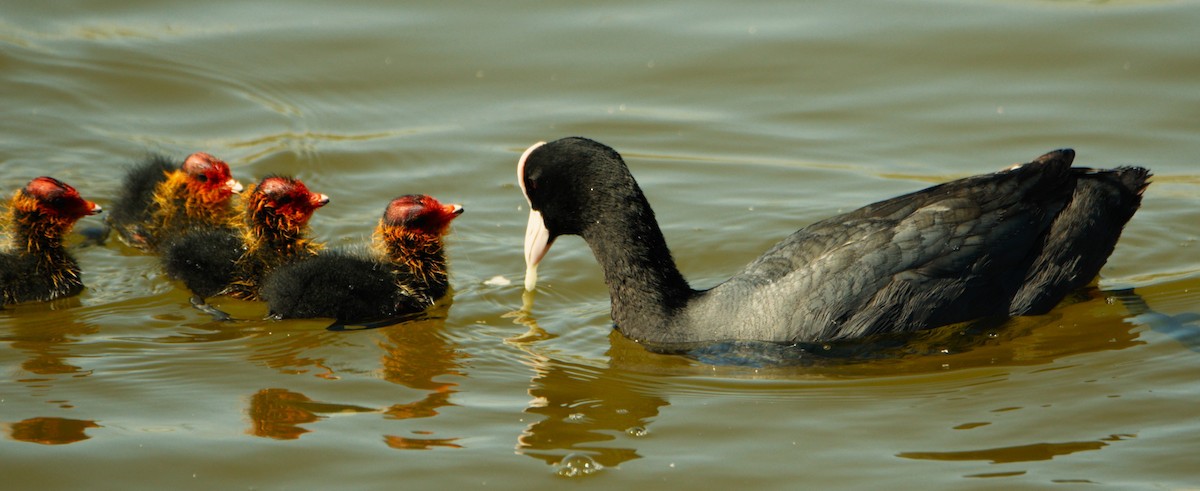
[261, 250, 438, 323]
[160, 227, 243, 298]
[519, 137, 1150, 349]
[107, 155, 173, 233]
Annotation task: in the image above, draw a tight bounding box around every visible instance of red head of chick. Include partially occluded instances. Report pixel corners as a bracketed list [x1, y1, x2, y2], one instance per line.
[376, 194, 463, 285]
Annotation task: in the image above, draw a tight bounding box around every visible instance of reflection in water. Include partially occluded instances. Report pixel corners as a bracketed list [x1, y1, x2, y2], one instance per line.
[245, 313, 465, 448]
[246, 388, 375, 440]
[377, 315, 464, 420]
[897, 433, 1135, 464]
[248, 327, 342, 379]
[383, 432, 462, 450]
[508, 284, 1155, 473]
[1113, 282, 1200, 352]
[0, 304, 97, 376]
[510, 294, 666, 468]
[4, 417, 100, 445]
[517, 356, 667, 469]
[376, 314, 465, 449]
[502, 290, 557, 344]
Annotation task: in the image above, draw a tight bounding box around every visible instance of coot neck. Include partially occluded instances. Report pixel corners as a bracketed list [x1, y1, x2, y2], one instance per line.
[578, 192, 693, 342]
[226, 209, 319, 301]
[152, 172, 229, 232]
[376, 226, 447, 295]
[9, 204, 81, 295]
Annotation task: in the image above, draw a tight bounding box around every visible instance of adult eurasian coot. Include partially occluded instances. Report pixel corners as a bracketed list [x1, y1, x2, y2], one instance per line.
[519, 137, 1149, 349]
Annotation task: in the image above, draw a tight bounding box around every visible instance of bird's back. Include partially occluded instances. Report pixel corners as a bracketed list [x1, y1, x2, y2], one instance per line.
[109, 156, 174, 227]
[685, 150, 1148, 343]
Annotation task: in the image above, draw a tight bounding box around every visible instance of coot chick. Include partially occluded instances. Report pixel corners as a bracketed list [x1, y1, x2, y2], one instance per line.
[261, 194, 463, 324]
[162, 175, 329, 307]
[1, 177, 102, 306]
[519, 137, 1150, 349]
[107, 152, 243, 251]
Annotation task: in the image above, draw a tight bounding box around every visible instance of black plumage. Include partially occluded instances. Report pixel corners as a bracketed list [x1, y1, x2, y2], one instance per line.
[161, 176, 328, 303]
[519, 137, 1150, 349]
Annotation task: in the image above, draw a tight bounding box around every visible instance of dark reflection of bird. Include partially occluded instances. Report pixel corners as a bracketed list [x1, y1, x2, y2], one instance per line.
[107, 152, 243, 251]
[2, 177, 102, 306]
[5, 417, 101, 445]
[519, 137, 1150, 351]
[516, 356, 667, 469]
[261, 194, 462, 324]
[161, 175, 328, 315]
[245, 388, 374, 441]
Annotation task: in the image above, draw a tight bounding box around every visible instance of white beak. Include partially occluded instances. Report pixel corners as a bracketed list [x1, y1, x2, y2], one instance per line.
[518, 141, 549, 291]
[523, 209, 551, 291]
[228, 178, 244, 193]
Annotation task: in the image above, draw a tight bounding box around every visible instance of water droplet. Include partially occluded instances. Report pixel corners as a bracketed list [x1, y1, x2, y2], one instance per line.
[555, 453, 602, 478]
[626, 426, 648, 437]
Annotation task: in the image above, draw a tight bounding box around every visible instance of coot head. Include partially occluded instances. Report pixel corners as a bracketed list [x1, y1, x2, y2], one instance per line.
[249, 176, 330, 227]
[383, 194, 463, 236]
[180, 152, 243, 201]
[22, 176, 102, 220]
[518, 137, 646, 290]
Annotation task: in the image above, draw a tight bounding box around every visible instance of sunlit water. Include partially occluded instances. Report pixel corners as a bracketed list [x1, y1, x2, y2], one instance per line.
[2, 0, 1198, 489]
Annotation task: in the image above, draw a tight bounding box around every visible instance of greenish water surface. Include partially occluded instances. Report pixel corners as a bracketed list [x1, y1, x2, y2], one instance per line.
[2, 0, 1198, 489]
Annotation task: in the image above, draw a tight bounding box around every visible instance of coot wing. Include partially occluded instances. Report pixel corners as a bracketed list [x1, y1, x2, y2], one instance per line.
[695, 150, 1078, 342]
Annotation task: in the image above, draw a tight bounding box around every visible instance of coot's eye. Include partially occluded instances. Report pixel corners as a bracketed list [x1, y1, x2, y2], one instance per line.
[196, 174, 209, 183]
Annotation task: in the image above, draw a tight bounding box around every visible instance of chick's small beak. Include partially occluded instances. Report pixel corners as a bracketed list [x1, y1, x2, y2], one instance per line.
[227, 179, 244, 193]
[446, 203, 464, 217]
[312, 193, 331, 207]
[87, 201, 103, 215]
